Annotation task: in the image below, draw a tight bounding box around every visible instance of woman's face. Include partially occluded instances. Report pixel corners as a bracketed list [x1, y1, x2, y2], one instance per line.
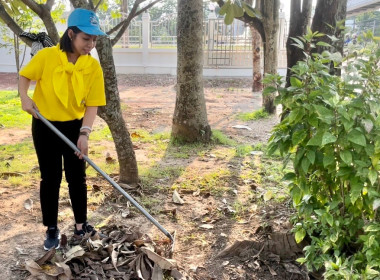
[69, 30, 97, 56]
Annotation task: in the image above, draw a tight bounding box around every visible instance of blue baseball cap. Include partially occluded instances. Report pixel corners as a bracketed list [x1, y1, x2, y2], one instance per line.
[68, 8, 106, 36]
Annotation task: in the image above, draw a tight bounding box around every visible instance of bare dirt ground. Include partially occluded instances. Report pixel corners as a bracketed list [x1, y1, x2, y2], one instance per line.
[0, 73, 308, 279]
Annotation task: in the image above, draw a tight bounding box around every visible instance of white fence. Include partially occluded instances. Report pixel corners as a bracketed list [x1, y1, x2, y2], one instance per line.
[0, 13, 288, 77]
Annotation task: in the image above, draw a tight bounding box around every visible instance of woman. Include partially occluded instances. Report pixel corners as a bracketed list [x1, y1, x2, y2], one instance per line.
[18, 8, 106, 250]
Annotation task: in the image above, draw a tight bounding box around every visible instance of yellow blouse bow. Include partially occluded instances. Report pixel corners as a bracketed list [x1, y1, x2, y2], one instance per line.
[53, 45, 92, 108]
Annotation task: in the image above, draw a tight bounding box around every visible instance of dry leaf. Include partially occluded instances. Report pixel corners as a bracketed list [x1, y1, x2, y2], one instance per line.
[64, 246, 85, 263]
[172, 190, 184, 205]
[263, 190, 273, 201]
[199, 224, 214, 229]
[151, 263, 163, 280]
[140, 247, 177, 270]
[24, 198, 33, 210]
[36, 249, 56, 266]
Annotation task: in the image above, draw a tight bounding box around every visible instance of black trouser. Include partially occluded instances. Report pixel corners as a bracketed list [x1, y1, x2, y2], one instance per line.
[32, 117, 87, 227]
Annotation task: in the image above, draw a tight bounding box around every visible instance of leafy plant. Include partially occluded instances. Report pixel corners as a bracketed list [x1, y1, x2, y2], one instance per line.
[267, 30, 380, 278]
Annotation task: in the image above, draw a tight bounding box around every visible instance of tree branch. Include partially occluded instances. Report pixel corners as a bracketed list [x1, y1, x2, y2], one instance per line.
[21, 0, 43, 16]
[45, 0, 55, 11]
[134, 0, 161, 18]
[216, 0, 265, 42]
[110, 0, 145, 46]
[94, 0, 104, 11]
[0, 3, 33, 46]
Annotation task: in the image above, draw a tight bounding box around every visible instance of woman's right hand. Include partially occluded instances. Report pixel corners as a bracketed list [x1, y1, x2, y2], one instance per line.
[21, 96, 39, 119]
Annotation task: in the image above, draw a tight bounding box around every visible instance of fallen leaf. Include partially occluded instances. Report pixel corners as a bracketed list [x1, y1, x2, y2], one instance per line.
[64, 246, 85, 263]
[232, 125, 252, 130]
[141, 247, 177, 270]
[263, 190, 273, 201]
[172, 190, 184, 205]
[24, 198, 33, 210]
[199, 224, 214, 229]
[250, 151, 264, 156]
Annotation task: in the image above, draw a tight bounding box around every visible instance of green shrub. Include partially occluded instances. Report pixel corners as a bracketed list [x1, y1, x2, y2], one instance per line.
[267, 31, 380, 278]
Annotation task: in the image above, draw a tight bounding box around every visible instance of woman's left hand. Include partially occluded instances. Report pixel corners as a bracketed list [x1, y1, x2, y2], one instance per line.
[76, 135, 89, 159]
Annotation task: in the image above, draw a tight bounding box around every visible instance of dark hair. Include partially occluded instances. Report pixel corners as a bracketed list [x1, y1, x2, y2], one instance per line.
[59, 26, 81, 53]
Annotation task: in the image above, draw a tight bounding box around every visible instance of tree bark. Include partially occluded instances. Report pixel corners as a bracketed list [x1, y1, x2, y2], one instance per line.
[311, 0, 347, 75]
[286, 0, 312, 87]
[251, 26, 262, 92]
[250, 0, 262, 92]
[172, 0, 211, 142]
[95, 34, 139, 185]
[261, 0, 280, 114]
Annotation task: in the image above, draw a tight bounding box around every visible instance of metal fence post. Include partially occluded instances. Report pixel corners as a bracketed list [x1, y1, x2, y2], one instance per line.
[142, 12, 150, 72]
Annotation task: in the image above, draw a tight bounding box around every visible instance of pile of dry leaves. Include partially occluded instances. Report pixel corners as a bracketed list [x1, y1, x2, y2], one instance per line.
[24, 225, 186, 280]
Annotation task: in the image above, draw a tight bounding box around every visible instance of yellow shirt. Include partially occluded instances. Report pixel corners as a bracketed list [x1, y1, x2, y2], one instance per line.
[19, 45, 106, 121]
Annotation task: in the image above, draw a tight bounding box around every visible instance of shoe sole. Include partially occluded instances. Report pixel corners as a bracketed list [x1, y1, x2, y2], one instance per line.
[43, 234, 61, 251]
[43, 244, 60, 251]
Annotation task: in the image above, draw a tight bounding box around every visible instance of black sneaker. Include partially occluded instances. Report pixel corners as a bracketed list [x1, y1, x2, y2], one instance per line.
[43, 226, 61, 251]
[74, 222, 96, 238]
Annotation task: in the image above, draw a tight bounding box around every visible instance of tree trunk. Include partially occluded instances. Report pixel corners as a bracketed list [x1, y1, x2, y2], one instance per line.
[311, 0, 347, 74]
[286, 0, 312, 87]
[261, 0, 280, 114]
[96, 37, 139, 185]
[172, 0, 211, 142]
[251, 26, 262, 92]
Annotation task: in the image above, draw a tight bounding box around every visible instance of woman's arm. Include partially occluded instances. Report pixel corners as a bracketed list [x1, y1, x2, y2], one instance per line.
[76, 106, 98, 159]
[19, 75, 39, 118]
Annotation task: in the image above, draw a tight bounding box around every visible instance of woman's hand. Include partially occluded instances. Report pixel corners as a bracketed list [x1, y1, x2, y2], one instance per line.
[76, 134, 89, 159]
[20, 95, 39, 119]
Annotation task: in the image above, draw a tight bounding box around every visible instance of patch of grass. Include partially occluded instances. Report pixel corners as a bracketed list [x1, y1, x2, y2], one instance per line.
[132, 129, 170, 143]
[235, 144, 254, 157]
[236, 108, 269, 121]
[0, 142, 38, 174]
[139, 164, 184, 189]
[138, 195, 162, 214]
[212, 130, 237, 146]
[173, 168, 231, 196]
[91, 126, 113, 141]
[0, 91, 32, 128]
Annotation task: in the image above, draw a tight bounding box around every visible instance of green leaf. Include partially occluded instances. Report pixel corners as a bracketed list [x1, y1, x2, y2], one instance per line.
[219, 2, 231, 15]
[301, 157, 310, 173]
[321, 132, 337, 146]
[241, 2, 261, 18]
[365, 224, 380, 232]
[340, 150, 352, 165]
[224, 6, 235, 25]
[369, 169, 378, 186]
[296, 257, 306, 264]
[373, 199, 380, 210]
[350, 182, 363, 204]
[282, 172, 296, 181]
[291, 37, 304, 49]
[295, 228, 306, 243]
[291, 185, 302, 205]
[348, 129, 366, 147]
[263, 86, 277, 96]
[325, 213, 334, 226]
[290, 77, 303, 87]
[316, 41, 331, 47]
[307, 131, 323, 146]
[292, 129, 307, 145]
[231, 3, 244, 18]
[313, 105, 334, 124]
[306, 150, 315, 164]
